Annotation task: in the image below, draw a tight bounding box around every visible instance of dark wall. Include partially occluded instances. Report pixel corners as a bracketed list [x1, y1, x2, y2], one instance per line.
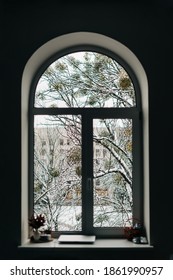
[1, 0, 173, 259]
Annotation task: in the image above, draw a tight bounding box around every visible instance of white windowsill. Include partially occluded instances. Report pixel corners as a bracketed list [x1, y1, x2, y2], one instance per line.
[19, 239, 153, 249]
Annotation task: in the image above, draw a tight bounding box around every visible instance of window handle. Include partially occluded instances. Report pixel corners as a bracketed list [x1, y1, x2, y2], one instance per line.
[87, 178, 92, 191]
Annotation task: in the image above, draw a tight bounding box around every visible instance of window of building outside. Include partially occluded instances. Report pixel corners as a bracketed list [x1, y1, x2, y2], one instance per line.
[29, 47, 143, 238]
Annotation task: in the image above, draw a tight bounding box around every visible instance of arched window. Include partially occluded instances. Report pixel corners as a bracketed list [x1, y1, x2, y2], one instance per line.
[22, 32, 149, 242]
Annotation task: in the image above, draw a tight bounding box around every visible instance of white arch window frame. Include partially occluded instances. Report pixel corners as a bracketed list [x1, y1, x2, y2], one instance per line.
[21, 32, 149, 244]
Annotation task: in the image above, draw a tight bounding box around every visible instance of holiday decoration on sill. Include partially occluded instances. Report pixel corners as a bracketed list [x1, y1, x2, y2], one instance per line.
[124, 218, 148, 244]
[29, 214, 52, 242]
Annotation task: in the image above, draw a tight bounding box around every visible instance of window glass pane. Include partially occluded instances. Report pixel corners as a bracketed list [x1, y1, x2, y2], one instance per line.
[35, 52, 136, 108]
[34, 115, 82, 231]
[93, 118, 133, 227]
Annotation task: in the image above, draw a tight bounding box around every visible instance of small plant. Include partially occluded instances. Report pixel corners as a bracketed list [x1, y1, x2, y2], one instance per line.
[29, 214, 45, 229]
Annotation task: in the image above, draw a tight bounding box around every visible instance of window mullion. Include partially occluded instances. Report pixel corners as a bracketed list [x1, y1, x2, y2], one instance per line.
[82, 114, 93, 234]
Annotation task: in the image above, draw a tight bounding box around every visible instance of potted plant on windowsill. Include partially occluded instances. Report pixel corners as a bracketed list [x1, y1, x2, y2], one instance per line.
[29, 214, 45, 241]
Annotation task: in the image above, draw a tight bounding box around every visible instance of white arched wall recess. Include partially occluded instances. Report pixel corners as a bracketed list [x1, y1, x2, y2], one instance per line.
[21, 32, 149, 245]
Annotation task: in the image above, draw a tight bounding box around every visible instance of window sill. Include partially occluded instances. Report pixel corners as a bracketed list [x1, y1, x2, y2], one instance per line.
[19, 238, 153, 249]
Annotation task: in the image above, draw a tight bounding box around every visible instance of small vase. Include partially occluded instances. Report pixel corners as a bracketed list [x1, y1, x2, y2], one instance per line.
[33, 229, 40, 241]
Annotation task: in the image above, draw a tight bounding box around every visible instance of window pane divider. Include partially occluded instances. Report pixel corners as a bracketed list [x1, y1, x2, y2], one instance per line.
[82, 114, 93, 234]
